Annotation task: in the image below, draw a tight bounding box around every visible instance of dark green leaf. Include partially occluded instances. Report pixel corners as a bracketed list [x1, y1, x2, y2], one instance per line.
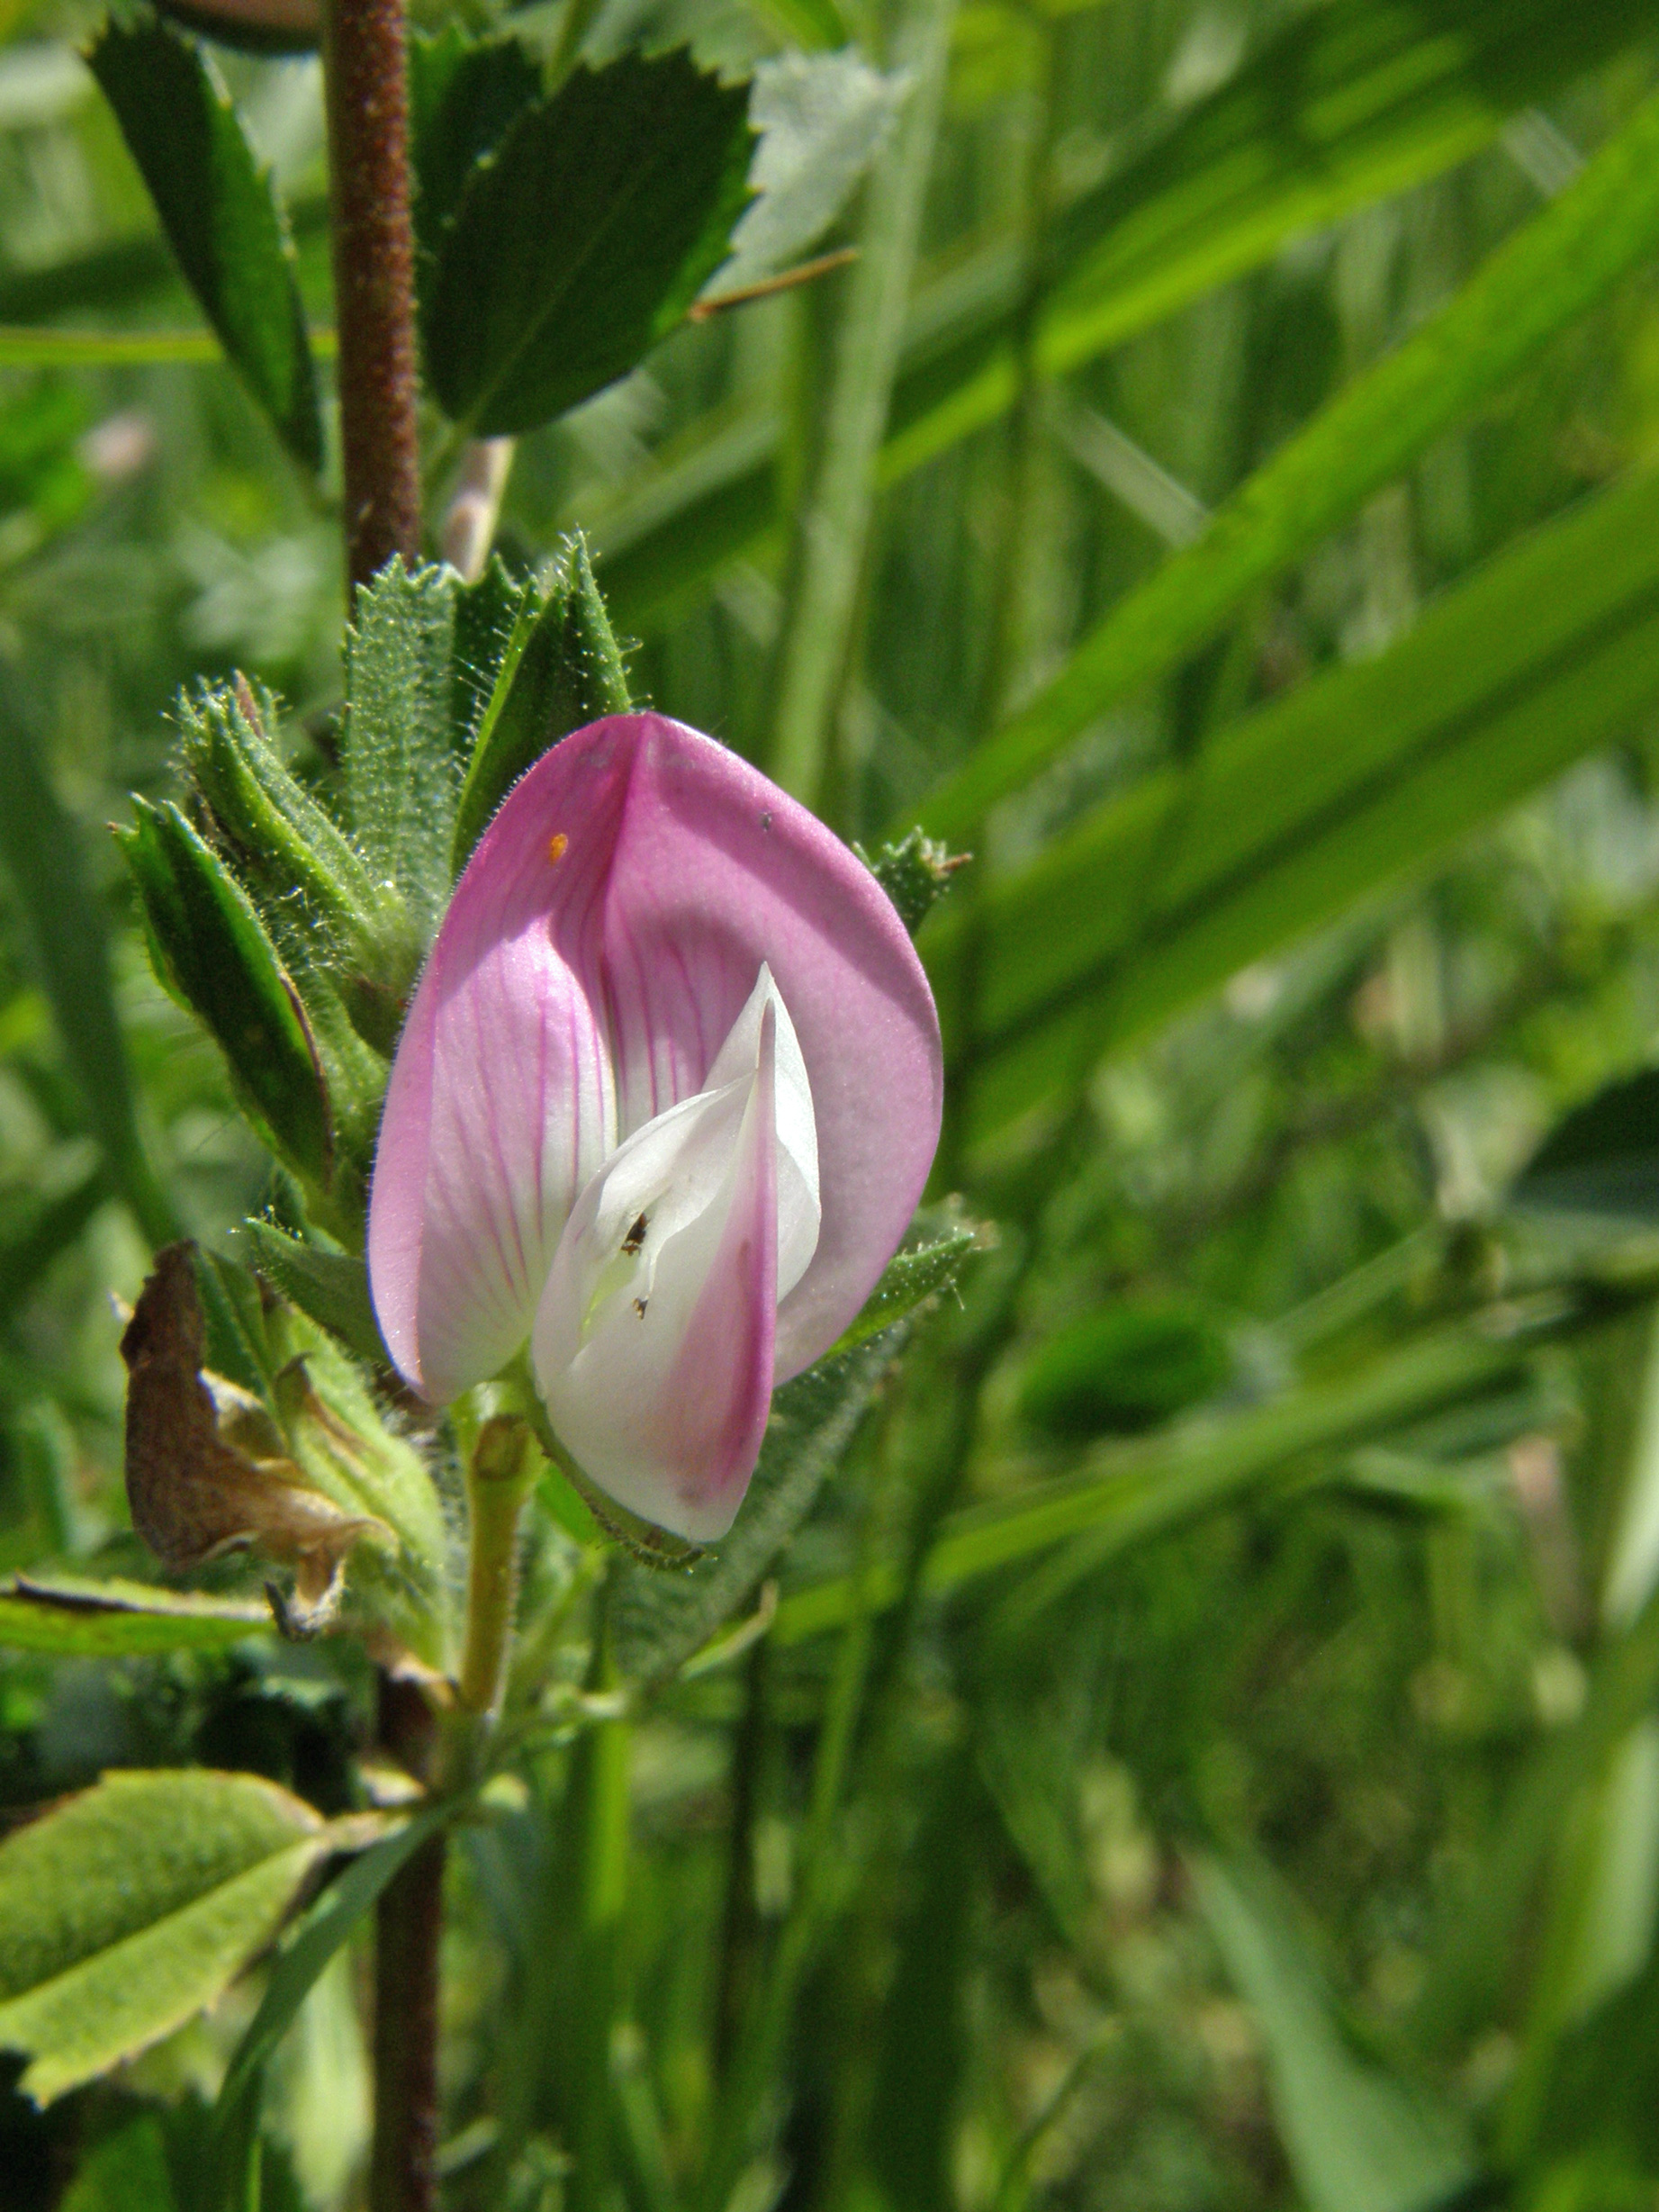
[0, 1575, 269, 1655]
[59, 2113, 180, 2212]
[209, 1804, 450, 2202]
[119, 798, 333, 1188]
[409, 28, 543, 306]
[85, 14, 322, 471]
[452, 537, 632, 871]
[236, 1218, 383, 1362]
[0, 1768, 330, 2104]
[1512, 1069, 1659, 1223]
[424, 50, 755, 436]
[1018, 1302, 1231, 1440]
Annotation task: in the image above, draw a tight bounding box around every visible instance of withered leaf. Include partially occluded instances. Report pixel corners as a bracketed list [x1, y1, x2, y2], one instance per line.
[122, 1244, 378, 1601]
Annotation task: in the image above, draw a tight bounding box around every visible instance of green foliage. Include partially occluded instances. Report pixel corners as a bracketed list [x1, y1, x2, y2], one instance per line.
[830, 1223, 976, 1352]
[610, 1331, 906, 1685]
[1514, 1069, 1659, 1223]
[451, 537, 633, 869]
[236, 1219, 383, 1362]
[119, 797, 333, 1190]
[1191, 1854, 1476, 2212]
[0, 1769, 332, 2104]
[84, 14, 321, 471]
[0, 1575, 269, 1654]
[408, 28, 543, 302]
[423, 50, 756, 434]
[1018, 1300, 1231, 1439]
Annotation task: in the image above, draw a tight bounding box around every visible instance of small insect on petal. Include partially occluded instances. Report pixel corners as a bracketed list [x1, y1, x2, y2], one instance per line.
[547, 833, 568, 863]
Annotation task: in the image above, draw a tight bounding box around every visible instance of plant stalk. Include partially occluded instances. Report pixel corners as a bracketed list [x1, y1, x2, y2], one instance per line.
[320, 8, 432, 2206]
[323, 0, 421, 593]
[370, 1676, 446, 2212]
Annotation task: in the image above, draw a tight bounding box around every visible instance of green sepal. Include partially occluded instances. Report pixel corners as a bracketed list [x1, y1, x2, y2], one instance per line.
[177, 678, 419, 1053]
[268, 1315, 455, 1667]
[830, 1225, 977, 1355]
[117, 797, 332, 1190]
[452, 554, 540, 763]
[342, 558, 464, 942]
[452, 537, 632, 871]
[236, 1216, 384, 1364]
[854, 828, 967, 936]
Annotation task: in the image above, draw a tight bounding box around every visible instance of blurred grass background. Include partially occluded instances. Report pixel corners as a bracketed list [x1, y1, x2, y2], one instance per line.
[11, 0, 1659, 2207]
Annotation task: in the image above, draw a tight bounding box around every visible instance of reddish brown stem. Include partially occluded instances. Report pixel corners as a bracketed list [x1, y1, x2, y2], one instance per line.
[323, 0, 421, 591]
[370, 1675, 445, 2212]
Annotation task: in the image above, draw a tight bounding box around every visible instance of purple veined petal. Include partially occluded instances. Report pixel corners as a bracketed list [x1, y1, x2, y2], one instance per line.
[453, 715, 942, 1379]
[533, 1000, 780, 1543]
[369, 712, 942, 1408]
[366, 771, 624, 1402]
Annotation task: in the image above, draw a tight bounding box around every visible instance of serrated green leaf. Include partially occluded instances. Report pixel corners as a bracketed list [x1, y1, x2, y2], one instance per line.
[927, 465, 1659, 1145]
[709, 50, 904, 301]
[452, 538, 632, 870]
[237, 1218, 383, 1362]
[341, 559, 463, 938]
[1512, 1069, 1659, 1224]
[0, 1769, 330, 2105]
[409, 27, 543, 315]
[831, 1230, 975, 1355]
[119, 798, 332, 1187]
[0, 1575, 269, 1655]
[915, 74, 1659, 841]
[85, 14, 321, 471]
[611, 1332, 902, 1686]
[1192, 1855, 1476, 2212]
[424, 50, 755, 437]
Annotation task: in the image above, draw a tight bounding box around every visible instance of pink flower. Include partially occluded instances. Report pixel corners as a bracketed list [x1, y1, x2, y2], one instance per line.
[366, 715, 942, 1543]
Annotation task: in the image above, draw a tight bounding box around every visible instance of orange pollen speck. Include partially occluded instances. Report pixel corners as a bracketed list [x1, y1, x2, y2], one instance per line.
[547, 833, 569, 864]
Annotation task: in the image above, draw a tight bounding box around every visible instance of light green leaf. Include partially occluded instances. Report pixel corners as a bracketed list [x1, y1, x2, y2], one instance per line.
[611, 1332, 904, 1686]
[916, 76, 1659, 839]
[85, 14, 322, 471]
[0, 1575, 268, 1655]
[1192, 1854, 1476, 2212]
[0, 1769, 331, 2105]
[927, 465, 1659, 1144]
[709, 50, 906, 301]
[342, 559, 462, 940]
[424, 50, 755, 436]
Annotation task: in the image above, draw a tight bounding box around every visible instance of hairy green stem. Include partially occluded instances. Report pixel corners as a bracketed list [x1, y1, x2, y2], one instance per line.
[456, 1415, 538, 1719]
